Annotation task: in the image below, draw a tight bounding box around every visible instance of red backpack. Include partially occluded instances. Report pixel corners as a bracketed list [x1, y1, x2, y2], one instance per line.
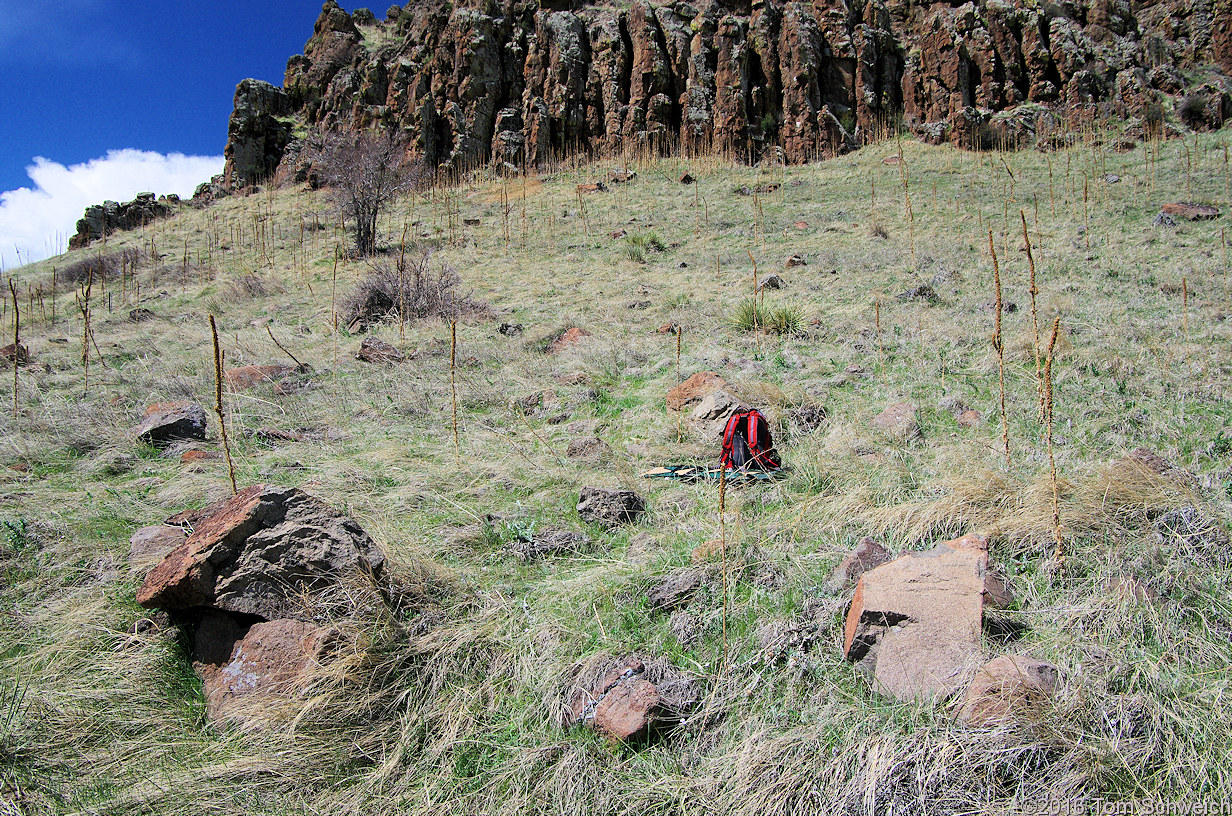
[720, 409, 780, 471]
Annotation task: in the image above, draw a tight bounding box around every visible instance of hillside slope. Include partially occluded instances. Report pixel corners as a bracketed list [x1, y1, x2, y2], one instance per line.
[2, 134, 1231, 814]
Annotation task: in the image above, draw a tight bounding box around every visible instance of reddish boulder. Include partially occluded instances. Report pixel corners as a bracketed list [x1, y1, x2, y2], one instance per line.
[133, 401, 208, 447]
[224, 364, 297, 391]
[137, 484, 385, 620]
[547, 327, 592, 354]
[844, 533, 989, 700]
[957, 655, 1059, 727]
[194, 614, 335, 723]
[1160, 203, 1220, 221]
[666, 371, 730, 411]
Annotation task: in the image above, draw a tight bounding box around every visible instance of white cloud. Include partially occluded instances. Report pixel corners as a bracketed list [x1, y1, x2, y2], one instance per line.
[0, 150, 224, 270]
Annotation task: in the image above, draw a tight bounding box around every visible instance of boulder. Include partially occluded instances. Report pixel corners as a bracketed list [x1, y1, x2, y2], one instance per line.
[827, 537, 893, 592]
[224, 364, 297, 391]
[1160, 203, 1220, 221]
[665, 371, 729, 411]
[957, 655, 1059, 727]
[136, 484, 385, 620]
[577, 486, 645, 528]
[194, 614, 335, 722]
[356, 337, 404, 363]
[872, 402, 921, 441]
[844, 533, 989, 701]
[134, 402, 209, 447]
[0, 343, 29, 366]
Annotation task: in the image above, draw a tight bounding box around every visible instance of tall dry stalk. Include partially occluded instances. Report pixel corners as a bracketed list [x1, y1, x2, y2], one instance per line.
[79, 271, 92, 392]
[8, 279, 17, 419]
[209, 315, 239, 496]
[989, 231, 1009, 467]
[450, 320, 460, 458]
[1044, 317, 1063, 570]
[718, 466, 729, 674]
[1022, 211, 1044, 420]
[896, 138, 916, 268]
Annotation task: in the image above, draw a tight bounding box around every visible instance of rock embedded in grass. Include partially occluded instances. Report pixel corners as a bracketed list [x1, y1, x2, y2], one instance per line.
[826, 537, 893, 592]
[665, 371, 730, 411]
[647, 568, 706, 612]
[137, 484, 385, 619]
[843, 532, 990, 701]
[566, 654, 698, 743]
[957, 655, 1060, 727]
[872, 401, 921, 441]
[133, 401, 208, 447]
[355, 337, 405, 363]
[223, 363, 298, 391]
[1161, 202, 1220, 221]
[576, 486, 645, 528]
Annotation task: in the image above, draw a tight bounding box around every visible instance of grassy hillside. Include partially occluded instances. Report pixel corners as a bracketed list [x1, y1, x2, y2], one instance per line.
[1, 130, 1231, 815]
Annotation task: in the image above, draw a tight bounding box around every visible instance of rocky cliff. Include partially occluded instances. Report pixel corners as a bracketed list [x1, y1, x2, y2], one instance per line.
[222, 0, 1232, 184]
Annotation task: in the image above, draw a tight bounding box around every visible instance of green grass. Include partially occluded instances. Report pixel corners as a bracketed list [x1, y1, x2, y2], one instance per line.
[0, 129, 1230, 814]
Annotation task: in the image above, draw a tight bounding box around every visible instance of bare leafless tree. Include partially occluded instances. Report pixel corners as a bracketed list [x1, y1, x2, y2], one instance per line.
[308, 130, 420, 256]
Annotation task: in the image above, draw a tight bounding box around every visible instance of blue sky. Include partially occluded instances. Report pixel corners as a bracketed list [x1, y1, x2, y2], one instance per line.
[0, 1, 358, 268]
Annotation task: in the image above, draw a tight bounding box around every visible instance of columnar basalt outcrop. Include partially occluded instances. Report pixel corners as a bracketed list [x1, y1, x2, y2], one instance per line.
[222, 0, 1229, 181]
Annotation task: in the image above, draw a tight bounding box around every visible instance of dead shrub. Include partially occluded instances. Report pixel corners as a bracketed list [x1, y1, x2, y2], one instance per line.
[58, 248, 142, 287]
[341, 253, 487, 330]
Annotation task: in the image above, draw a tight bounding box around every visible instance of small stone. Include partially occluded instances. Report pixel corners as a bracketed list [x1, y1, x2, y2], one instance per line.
[566, 436, 612, 462]
[647, 569, 705, 612]
[0, 343, 29, 366]
[547, 327, 591, 354]
[872, 402, 920, 441]
[510, 527, 588, 560]
[666, 371, 729, 411]
[757, 273, 785, 291]
[957, 409, 984, 428]
[498, 323, 524, 337]
[356, 337, 404, 363]
[576, 182, 607, 194]
[784, 254, 807, 269]
[690, 538, 724, 563]
[957, 655, 1059, 727]
[896, 284, 940, 304]
[678, 173, 694, 184]
[181, 449, 220, 464]
[1105, 173, 1121, 184]
[610, 170, 637, 183]
[577, 486, 645, 528]
[626, 300, 651, 309]
[609, 229, 627, 239]
[128, 308, 156, 322]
